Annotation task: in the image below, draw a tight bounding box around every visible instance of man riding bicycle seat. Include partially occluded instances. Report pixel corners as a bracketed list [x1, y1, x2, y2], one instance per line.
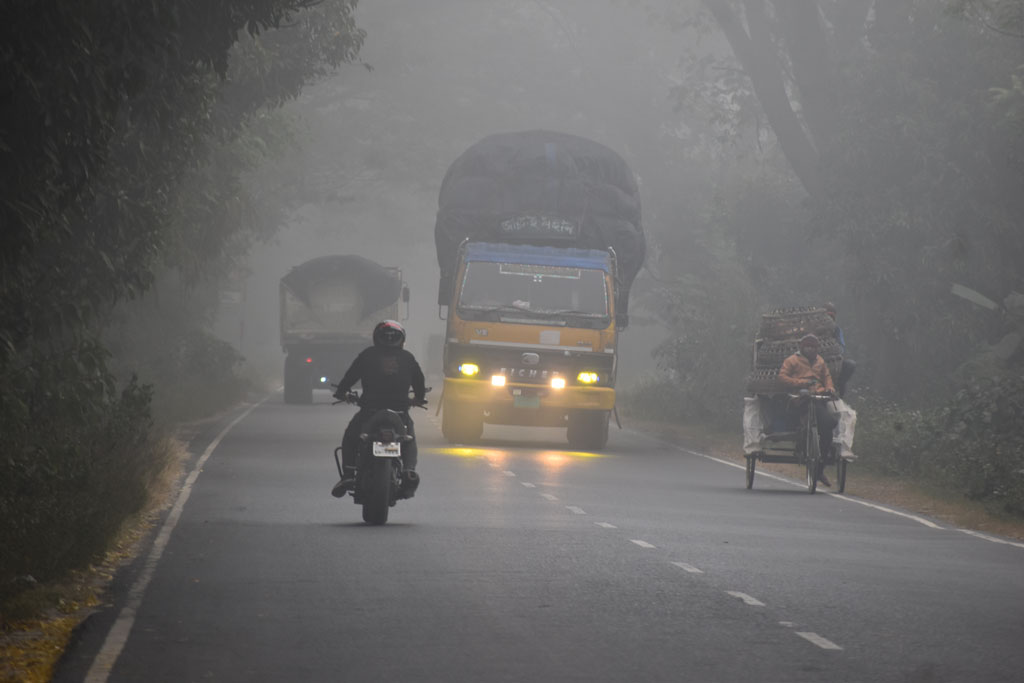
[778, 334, 839, 486]
[330, 320, 426, 498]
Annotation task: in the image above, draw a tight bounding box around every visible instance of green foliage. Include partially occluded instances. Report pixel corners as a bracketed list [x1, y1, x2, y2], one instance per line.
[0, 0, 364, 595]
[851, 373, 1024, 517]
[0, 369, 159, 586]
[930, 374, 1024, 514]
[632, 185, 759, 424]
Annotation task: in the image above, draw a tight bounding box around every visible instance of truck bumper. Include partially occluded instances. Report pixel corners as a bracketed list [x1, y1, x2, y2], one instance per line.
[443, 377, 614, 424]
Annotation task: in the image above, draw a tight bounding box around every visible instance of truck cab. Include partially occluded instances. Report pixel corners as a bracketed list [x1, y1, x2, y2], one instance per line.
[441, 241, 617, 450]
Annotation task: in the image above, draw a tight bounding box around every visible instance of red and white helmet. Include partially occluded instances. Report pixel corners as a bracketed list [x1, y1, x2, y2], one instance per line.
[373, 320, 406, 348]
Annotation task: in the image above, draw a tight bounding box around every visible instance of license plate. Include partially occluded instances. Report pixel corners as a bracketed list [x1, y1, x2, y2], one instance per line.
[513, 395, 541, 409]
[372, 441, 402, 457]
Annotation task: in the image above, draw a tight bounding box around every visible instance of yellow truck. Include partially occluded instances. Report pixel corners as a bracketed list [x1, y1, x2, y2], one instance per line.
[434, 131, 644, 449]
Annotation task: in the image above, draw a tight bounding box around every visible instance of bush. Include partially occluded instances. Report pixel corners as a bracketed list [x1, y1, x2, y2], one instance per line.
[0, 360, 165, 592]
[852, 375, 1024, 517]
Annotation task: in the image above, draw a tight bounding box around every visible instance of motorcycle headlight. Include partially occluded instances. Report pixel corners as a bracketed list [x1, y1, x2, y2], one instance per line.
[577, 371, 600, 384]
[459, 363, 480, 377]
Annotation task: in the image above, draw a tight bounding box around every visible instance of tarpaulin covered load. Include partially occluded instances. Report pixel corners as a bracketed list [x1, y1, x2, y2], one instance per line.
[281, 255, 402, 317]
[435, 130, 645, 325]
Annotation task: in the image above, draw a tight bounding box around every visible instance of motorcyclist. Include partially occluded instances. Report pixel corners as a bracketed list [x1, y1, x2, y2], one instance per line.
[778, 334, 839, 486]
[330, 320, 426, 498]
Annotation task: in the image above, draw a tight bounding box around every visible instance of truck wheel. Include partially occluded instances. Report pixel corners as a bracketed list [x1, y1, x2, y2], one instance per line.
[567, 410, 610, 451]
[442, 400, 483, 444]
[283, 353, 312, 405]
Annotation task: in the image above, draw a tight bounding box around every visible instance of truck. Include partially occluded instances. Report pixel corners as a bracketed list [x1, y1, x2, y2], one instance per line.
[435, 130, 645, 450]
[280, 255, 408, 404]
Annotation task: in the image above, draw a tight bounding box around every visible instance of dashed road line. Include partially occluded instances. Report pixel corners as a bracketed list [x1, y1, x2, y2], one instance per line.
[521, 482, 536, 488]
[595, 522, 617, 529]
[796, 632, 843, 650]
[565, 506, 586, 515]
[502, 470, 516, 477]
[726, 591, 765, 607]
[671, 561, 703, 574]
[630, 539, 656, 548]
[540, 493, 559, 501]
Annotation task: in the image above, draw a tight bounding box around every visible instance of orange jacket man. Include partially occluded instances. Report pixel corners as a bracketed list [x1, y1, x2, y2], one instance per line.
[779, 334, 835, 395]
[778, 334, 837, 486]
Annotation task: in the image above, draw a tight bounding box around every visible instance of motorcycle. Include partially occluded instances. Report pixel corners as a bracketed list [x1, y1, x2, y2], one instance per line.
[333, 390, 427, 525]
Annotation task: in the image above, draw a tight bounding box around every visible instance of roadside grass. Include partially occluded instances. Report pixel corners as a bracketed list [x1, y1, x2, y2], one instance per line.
[0, 436, 188, 683]
[622, 416, 1024, 542]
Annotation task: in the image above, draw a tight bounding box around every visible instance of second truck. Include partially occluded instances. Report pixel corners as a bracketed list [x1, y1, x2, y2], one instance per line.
[435, 130, 645, 450]
[280, 255, 407, 404]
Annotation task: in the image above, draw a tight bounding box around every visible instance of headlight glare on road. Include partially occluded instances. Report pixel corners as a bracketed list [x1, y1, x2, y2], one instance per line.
[577, 371, 599, 384]
[459, 363, 480, 377]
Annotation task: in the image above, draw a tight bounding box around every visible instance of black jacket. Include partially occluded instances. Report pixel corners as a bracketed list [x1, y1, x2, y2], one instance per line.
[335, 346, 426, 410]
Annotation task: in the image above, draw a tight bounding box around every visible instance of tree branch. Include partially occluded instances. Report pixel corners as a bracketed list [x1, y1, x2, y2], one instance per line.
[703, 0, 822, 196]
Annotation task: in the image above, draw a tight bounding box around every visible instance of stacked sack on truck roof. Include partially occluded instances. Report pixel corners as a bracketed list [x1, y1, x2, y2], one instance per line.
[746, 307, 844, 395]
[434, 129, 645, 326]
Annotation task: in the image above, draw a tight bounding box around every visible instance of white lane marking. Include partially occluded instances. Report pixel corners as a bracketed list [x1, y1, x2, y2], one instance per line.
[796, 632, 843, 650]
[726, 591, 765, 607]
[595, 522, 618, 529]
[521, 482, 536, 488]
[565, 506, 586, 515]
[502, 470, 516, 477]
[826, 493, 943, 529]
[488, 462, 500, 468]
[540, 493, 559, 501]
[648, 429, 1024, 549]
[779, 621, 796, 628]
[85, 398, 266, 683]
[631, 539, 656, 548]
[958, 529, 1024, 549]
[671, 561, 703, 574]
[674, 445, 951, 532]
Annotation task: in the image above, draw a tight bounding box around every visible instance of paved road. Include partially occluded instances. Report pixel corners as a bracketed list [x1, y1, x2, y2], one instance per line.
[56, 391, 1024, 682]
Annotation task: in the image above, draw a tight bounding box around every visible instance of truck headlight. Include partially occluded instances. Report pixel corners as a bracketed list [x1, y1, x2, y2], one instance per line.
[550, 376, 566, 390]
[577, 371, 600, 384]
[459, 363, 480, 377]
[491, 374, 506, 387]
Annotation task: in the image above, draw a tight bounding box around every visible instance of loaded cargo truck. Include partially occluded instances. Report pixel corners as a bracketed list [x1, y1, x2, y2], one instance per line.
[280, 255, 408, 404]
[435, 130, 645, 450]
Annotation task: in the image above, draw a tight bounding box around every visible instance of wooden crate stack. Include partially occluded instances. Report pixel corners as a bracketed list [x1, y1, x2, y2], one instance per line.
[746, 307, 842, 395]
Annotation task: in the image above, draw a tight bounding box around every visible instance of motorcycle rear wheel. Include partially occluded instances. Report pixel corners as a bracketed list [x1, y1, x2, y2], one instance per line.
[362, 458, 393, 525]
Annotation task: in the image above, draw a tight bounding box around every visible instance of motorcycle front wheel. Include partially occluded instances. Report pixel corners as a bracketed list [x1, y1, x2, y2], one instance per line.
[362, 458, 393, 525]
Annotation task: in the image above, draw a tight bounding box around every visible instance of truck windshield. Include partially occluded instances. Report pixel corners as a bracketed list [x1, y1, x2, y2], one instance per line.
[457, 261, 609, 322]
